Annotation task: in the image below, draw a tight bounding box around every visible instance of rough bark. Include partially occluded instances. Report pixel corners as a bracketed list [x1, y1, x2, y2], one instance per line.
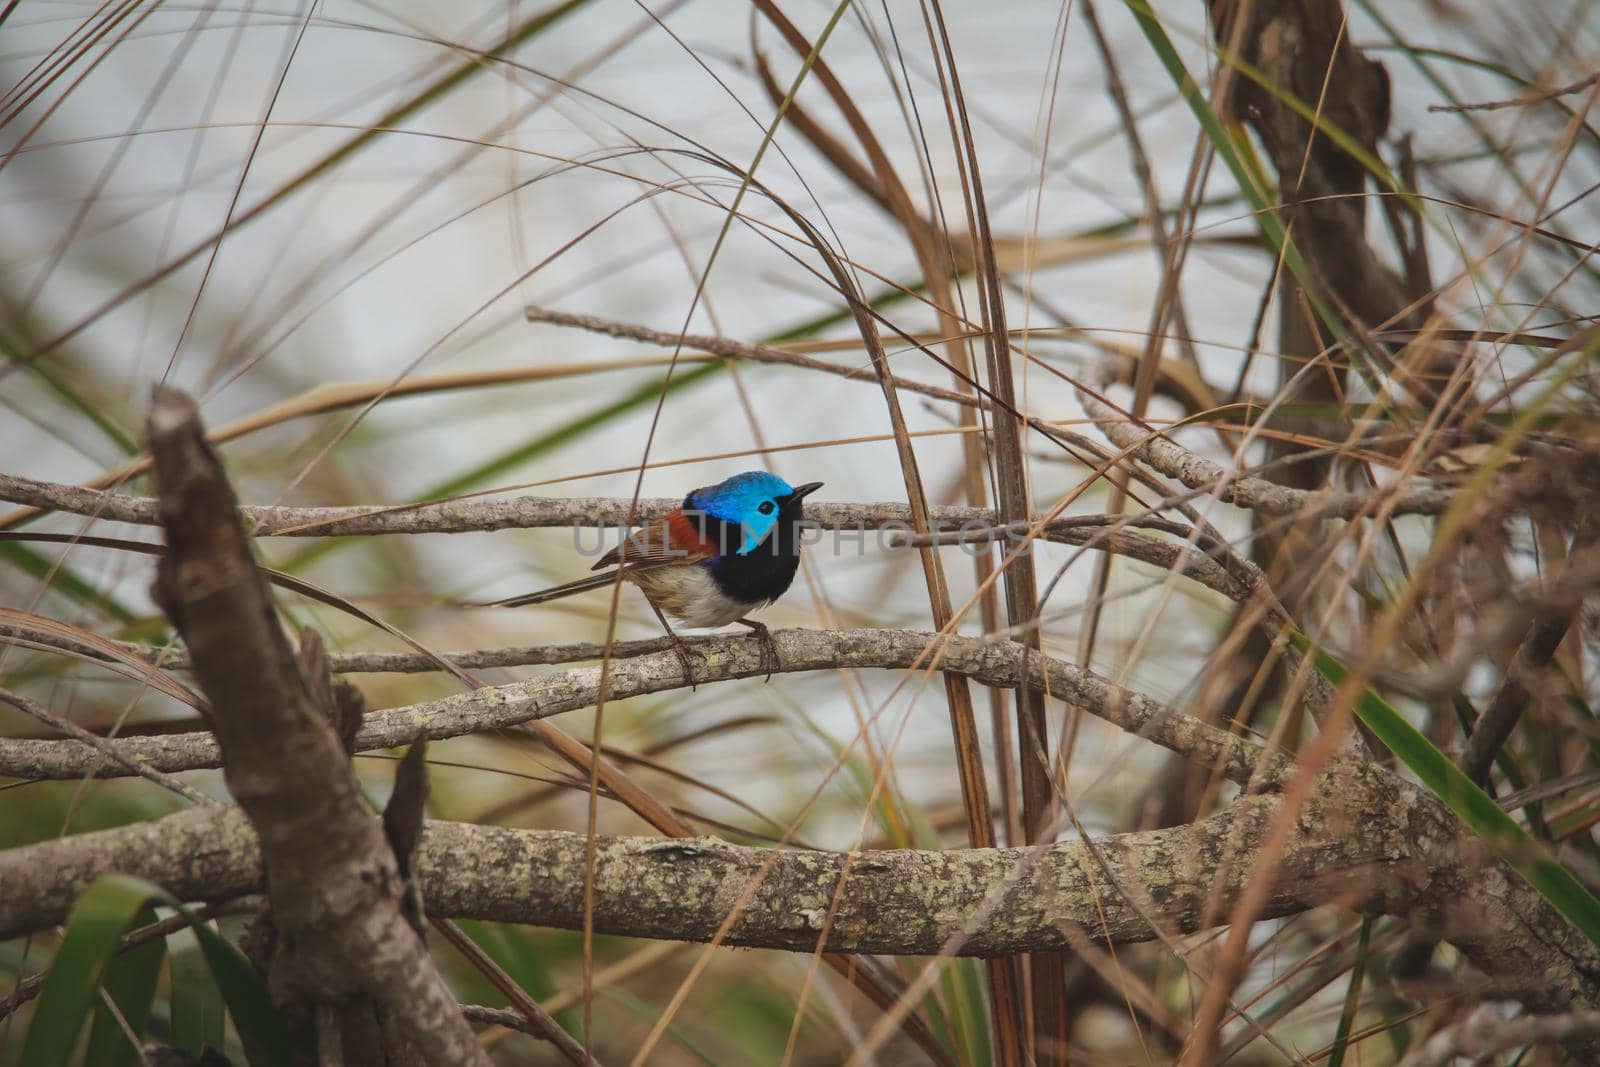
[0, 627, 1286, 790]
[3, 763, 1597, 1027]
[0, 470, 1456, 536]
[145, 387, 489, 1067]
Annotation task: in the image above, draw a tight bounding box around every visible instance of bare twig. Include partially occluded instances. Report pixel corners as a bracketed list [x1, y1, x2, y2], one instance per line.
[1460, 519, 1595, 784]
[1398, 1007, 1600, 1067]
[0, 686, 213, 805]
[1429, 71, 1600, 113]
[1460, 609, 1577, 785]
[1076, 391, 1453, 521]
[433, 917, 599, 1066]
[524, 305, 985, 410]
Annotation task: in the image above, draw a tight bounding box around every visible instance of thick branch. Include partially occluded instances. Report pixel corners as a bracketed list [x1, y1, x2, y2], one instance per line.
[0, 781, 1416, 951]
[3, 763, 1597, 1024]
[147, 387, 488, 1066]
[0, 627, 1286, 788]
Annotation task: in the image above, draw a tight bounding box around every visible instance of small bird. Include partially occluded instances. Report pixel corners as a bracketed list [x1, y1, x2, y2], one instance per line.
[493, 471, 823, 681]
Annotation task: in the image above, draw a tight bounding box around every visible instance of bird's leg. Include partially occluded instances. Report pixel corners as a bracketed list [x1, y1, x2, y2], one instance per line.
[735, 618, 779, 681]
[647, 601, 697, 689]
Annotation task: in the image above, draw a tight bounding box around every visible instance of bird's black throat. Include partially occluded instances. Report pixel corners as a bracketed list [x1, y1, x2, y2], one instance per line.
[682, 493, 808, 605]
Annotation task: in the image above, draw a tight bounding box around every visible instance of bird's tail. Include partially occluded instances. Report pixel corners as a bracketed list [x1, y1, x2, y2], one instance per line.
[487, 570, 624, 608]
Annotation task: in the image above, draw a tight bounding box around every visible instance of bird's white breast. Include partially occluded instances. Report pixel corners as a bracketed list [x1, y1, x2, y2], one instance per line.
[630, 565, 762, 628]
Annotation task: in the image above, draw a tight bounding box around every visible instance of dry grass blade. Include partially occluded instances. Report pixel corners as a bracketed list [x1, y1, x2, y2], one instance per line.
[0, 607, 203, 711]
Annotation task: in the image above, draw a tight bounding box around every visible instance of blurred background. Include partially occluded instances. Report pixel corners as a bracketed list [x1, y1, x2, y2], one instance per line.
[3, 1, 1598, 1062]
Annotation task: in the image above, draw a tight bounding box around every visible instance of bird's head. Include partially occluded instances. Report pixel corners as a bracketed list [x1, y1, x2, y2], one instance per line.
[688, 471, 823, 555]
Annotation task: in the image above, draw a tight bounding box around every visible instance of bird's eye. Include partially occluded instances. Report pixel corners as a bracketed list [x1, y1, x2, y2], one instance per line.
[758, 500, 775, 515]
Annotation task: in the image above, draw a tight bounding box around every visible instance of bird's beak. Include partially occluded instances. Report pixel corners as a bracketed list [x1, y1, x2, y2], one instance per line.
[787, 481, 824, 501]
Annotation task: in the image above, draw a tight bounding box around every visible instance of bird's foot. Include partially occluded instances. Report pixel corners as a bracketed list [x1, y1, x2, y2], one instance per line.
[668, 634, 698, 690]
[647, 602, 697, 689]
[737, 619, 779, 681]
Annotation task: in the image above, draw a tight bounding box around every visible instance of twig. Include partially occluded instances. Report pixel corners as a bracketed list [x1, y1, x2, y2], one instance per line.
[1429, 71, 1600, 113]
[525, 305, 984, 410]
[1459, 610, 1576, 785]
[1499, 768, 1600, 812]
[1076, 390, 1454, 520]
[1460, 517, 1595, 784]
[1398, 1008, 1600, 1067]
[0, 687, 213, 805]
[462, 1004, 583, 1046]
[433, 917, 600, 1065]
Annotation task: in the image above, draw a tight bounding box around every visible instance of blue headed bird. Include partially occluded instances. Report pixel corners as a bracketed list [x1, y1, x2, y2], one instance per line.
[493, 471, 823, 680]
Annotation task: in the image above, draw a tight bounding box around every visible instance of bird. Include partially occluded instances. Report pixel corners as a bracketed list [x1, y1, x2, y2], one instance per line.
[492, 471, 823, 682]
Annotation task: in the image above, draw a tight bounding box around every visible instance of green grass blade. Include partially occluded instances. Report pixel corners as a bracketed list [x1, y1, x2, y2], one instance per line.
[940, 957, 992, 1067]
[273, 362, 724, 575]
[23, 874, 290, 1066]
[1324, 916, 1371, 1067]
[20, 876, 158, 1067]
[22, 0, 600, 368]
[187, 919, 288, 1066]
[0, 325, 139, 458]
[84, 907, 166, 1067]
[603, 987, 722, 1066]
[1345, 576, 1551, 837]
[423, 362, 725, 502]
[273, 280, 896, 576]
[169, 940, 226, 1057]
[1300, 638, 1600, 948]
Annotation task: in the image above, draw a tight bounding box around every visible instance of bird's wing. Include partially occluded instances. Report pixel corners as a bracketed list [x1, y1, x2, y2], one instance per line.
[591, 509, 716, 570]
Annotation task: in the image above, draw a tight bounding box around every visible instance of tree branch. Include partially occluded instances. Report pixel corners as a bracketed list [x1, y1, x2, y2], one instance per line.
[0, 782, 1425, 951]
[0, 496, 1248, 616]
[1077, 390, 1454, 521]
[0, 686, 213, 805]
[0, 627, 1287, 789]
[3, 763, 1597, 1026]
[0, 467, 1449, 537]
[146, 386, 489, 1066]
[1398, 1008, 1600, 1067]
[524, 305, 985, 411]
